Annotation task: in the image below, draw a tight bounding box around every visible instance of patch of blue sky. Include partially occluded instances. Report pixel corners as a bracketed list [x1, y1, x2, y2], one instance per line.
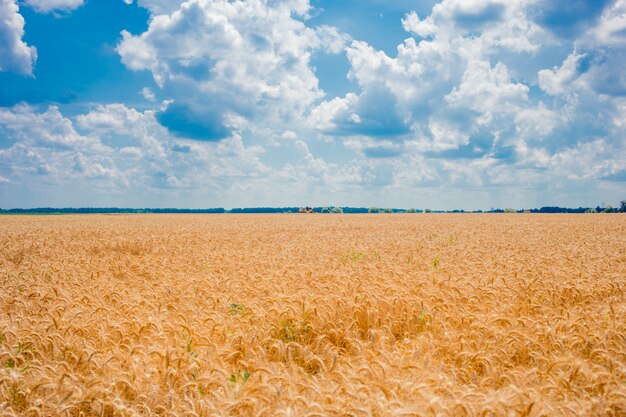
[0, 1, 151, 112]
[309, 0, 433, 57]
[0, 0, 624, 210]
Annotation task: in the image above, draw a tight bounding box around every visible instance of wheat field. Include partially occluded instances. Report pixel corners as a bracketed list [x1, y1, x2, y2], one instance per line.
[0, 214, 624, 416]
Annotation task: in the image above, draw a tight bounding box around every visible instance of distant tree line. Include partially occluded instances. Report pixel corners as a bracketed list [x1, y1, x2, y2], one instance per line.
[528, 206, 590, 213]
[527, 203, 626, 213]
[230, 207, 298, 213]
[231, 207, 369, 213]
[0, 207, 226, 214]
[1, 202, 624, 214]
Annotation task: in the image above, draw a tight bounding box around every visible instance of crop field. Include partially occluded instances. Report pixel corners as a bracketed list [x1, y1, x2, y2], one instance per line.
[0, 214, 625, 416]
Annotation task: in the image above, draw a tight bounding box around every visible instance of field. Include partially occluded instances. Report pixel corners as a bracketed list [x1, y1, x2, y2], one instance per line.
[0, 214, 624, 416]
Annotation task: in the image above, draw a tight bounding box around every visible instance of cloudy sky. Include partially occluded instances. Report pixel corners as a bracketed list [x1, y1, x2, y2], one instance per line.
[0, 0, 625, 209]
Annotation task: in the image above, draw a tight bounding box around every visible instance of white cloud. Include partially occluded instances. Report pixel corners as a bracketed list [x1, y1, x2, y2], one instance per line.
[292, 139, 332, 176]
[116, 0, 347, 140]
[0, 142, 123, 185]
[23, 0, 85, 13]
[343, 137, 405, 158]
[311, 34, 531, 151]
[312, 0, 620, 159]
[77, 103, 149, 132]
[119, 146, 142, 157]
[426, 118, 470, 150]
[588, 0, 626, 46]
[309, 92, 359, 133]
[537, 1, 626, 99]
[70, 153, 119, 179]
[402, 0, 509, 37]
[2, 1, 625, 209]
[0, 105, 125, 188]
[131, 0, 315, 17]
[445, 60, 529, 114]
[0, 104, 104, 150]
[76, 103, 169, 159]
[517, 138, 626, 181]
[402, 0, 546, 53]
[132, 0, 193, 15]
[306, 0, 626, 207]
[0, 0, 37, 75]
[281, 130, 298, 141]
[140, 87, 156, 101]
[0, 103, 273, 197]
[310, 37, 461, 140]
[514, 103, 561, 140]
[613, 98, 626, 128]
[538, 52, 586, 96]
[402, 11, 437, 37]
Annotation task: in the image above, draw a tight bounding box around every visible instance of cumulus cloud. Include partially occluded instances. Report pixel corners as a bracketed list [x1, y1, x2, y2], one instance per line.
[0, 0, 37, 75]
[127, 0, 186, 15]
[402, 0, 546, 53]
[516, 138, 626, 181]
[22, 0, 84, 14]
[590, 0, 626, 46]
[116, 0, 347, 140]
[403, 0, 507, 36]
[311, 31, 531, 153]
[402, 11, 437, 38]
[0, 102, 275, 204]
[445, 60, 529, 114]
[538, 52, 586, 96]
[76, 103, 169, 160]
[77, 103, 147, 132]
[0, 104, 124, 191]
[532, 1, 626, 146]
[305, 0, 625, 207]
[2, 0, 625, 209]
[583, 50, 626, 97]
[310, 36, 462, 143]
[0, 104, 104, 150]
[1, 0, 88, 77]
[76, 102, 269, 191]
[514, 103, 561, 140]
[310, 84, 411, 137]
[343, 137, 404, 159]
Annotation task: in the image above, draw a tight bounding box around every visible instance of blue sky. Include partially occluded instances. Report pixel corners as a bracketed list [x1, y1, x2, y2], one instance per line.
[0, 0, 625, 209]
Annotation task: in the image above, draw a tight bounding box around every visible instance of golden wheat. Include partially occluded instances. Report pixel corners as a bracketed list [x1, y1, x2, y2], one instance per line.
[0, 214, 624, 416]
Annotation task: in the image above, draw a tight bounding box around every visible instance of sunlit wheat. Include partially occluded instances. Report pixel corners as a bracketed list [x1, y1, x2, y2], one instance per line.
[0, 214, 624, 416]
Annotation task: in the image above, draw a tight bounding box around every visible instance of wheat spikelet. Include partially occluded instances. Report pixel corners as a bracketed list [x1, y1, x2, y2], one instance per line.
[0, 214, 624, 415]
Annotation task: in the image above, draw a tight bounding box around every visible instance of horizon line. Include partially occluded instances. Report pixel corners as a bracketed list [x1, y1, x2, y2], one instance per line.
[1, 205, 623, 214]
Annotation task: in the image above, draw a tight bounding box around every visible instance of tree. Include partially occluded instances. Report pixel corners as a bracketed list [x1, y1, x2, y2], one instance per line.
[620, 200, 626, 213]
[407, 208, 417, 213]
[331, 207, 343, 213]
[368, 207, 380, 213]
